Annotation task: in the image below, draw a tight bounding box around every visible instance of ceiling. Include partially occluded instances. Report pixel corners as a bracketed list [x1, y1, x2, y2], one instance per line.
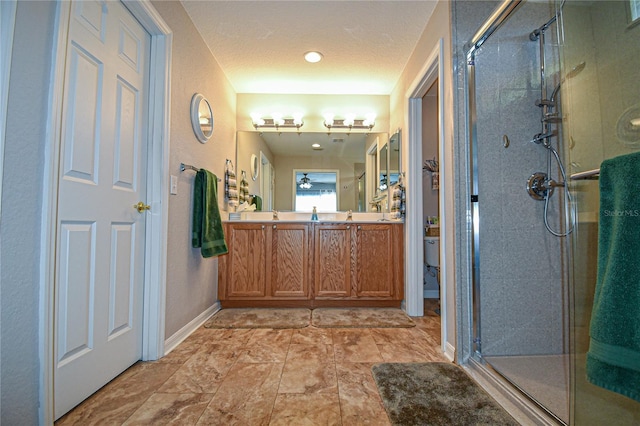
[260, 131, 368, 159]
[181, 1, 438, 95]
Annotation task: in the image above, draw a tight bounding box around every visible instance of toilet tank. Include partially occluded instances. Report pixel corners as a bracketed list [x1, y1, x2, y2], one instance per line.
[424, 236, 440, 267]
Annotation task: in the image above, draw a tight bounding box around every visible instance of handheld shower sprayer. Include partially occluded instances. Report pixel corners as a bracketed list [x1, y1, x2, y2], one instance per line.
[525, 15, 577, 237]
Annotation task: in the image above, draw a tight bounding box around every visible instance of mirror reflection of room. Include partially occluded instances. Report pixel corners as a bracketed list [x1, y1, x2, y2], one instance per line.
[236, 131, 390, 212]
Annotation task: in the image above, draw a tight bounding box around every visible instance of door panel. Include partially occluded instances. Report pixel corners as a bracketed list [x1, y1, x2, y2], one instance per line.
[57, 221, 96, 365]
[54, 0, 150, 419]
[271, 224, 309, 298]
[354, 225, 394, 297]
[314, 225, 351, 298]
[63, 45, 101, 183]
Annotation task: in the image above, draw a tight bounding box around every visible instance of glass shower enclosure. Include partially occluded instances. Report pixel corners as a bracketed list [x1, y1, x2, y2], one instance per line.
[465, 0, 640, 424]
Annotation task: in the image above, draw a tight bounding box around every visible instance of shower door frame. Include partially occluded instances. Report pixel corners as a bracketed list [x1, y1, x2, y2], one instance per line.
[463, 1, 570, 424]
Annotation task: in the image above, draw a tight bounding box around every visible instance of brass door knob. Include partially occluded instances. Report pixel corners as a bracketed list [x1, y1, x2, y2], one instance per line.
[134, 201, 151, 213]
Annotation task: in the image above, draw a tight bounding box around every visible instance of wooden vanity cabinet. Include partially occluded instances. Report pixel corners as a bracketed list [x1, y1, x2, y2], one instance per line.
[353, 223, 403, 299]
[219, 221, 403, 307]
[219, 222, 311, 304]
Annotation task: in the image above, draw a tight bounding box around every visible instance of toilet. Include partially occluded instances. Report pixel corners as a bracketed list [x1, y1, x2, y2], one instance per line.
[424, 236, 440, 268]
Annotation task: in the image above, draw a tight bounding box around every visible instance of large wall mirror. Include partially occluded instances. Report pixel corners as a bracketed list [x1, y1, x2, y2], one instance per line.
[389, 129, 401, 185]
[236, 131, 391, 212]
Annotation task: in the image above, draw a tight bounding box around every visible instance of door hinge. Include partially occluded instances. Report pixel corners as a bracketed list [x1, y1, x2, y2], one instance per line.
[471, 195, 479, 203]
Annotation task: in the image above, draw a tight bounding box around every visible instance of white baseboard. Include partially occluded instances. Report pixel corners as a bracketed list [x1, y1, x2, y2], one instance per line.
[444, 341, 455, 362]
[163, 302, 220, 356]
[423, 289, 439, 299]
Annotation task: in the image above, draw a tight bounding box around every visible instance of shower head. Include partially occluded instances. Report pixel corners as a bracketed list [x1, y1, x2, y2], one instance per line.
[566, 61, 586, 80]
[529, 15, 557, 41]
[529, 29, 541, 41]
[549, 62, 586, 103]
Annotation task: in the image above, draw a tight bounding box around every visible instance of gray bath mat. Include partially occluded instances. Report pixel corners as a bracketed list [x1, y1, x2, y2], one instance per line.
[372, 362, 518, 425]
[204, 308, 310, 329]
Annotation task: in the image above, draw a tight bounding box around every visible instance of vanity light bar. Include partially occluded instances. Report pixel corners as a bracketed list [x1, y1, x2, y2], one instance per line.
[252, 117, 304, 134]
[323, 118, 375, 135]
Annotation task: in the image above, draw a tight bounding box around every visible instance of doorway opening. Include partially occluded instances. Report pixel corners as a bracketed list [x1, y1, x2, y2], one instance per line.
[406, 38, 452, 360]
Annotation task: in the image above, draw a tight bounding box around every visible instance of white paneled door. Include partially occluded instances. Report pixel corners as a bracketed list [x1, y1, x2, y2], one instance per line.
[54, 1, 150, 419]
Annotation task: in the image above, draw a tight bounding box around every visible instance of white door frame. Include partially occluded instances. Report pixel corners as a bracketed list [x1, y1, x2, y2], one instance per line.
[404, 39, 451, 358]
[39, 1, 172, 423]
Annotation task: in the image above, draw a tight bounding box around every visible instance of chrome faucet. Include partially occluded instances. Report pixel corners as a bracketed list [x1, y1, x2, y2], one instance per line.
[346, 210, 352, 221]
[273, 210, 279, 220]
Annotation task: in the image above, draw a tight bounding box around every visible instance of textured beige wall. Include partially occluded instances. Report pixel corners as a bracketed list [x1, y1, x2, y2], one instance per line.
[152, 1, 237, 338]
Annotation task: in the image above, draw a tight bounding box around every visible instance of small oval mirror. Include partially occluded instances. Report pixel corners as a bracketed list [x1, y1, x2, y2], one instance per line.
[250, 154, 259, 180]
[190, 93, 213, 143]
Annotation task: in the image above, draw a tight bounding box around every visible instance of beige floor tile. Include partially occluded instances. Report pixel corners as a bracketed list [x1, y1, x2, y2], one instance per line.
[56, 362, 181, 425]
[236, 329, 292, 363]
[335, 362, 391, 426]
[333, 331, 383, 363]
[197, 362, 283, 425]
[369, 328, 413, 345]
[158, 347, 239, 394]
[247, 328, 293, 345]
[291, 326, 333, 345]
[286, 343, 334, 362]
[269, 393, 341, 426]
[123, 393, 212, 425]
[58, 301, 444, 425]
[279, 360, 337, 394]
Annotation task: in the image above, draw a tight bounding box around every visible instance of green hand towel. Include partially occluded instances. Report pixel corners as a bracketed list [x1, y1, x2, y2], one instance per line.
[192, 169, 228, 258]
[253, 195, 262, 211]
[586, 151, 640, 402]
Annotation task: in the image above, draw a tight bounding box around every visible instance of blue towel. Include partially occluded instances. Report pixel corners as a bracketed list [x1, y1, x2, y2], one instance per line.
[586, 151, 640, 402]
[192, 169, 228, 258]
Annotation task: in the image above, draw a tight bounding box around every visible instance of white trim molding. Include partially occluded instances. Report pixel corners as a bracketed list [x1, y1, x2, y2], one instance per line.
[405, 39, 452, 359]
[164, 302, 220, 355]
[40, 1, 172, 423]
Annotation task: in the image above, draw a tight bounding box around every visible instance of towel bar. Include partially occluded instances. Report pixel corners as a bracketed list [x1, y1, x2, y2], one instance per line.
[570, 168, 600, 180]
[180, 163, 221, 181]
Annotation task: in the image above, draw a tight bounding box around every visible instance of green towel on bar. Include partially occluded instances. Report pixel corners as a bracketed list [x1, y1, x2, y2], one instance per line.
[253, 195, 262, 211]
[192, 169, 228, 258]
[586, 151, 640, 402]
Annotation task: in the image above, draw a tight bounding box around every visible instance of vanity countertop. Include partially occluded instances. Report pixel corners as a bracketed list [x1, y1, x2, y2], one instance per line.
[225, 211, 403, 223]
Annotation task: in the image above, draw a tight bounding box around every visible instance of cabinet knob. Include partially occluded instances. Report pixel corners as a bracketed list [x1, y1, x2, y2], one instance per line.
[346, 225, 350, 229]
[357, 225, 361, 230]
[273, 225, 277, 229]
[261, 225, 265, 229]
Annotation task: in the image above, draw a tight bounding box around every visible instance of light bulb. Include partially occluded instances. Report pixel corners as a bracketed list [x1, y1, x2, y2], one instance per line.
[323, 113, 334, 127]
[344, 114, 355, 127]
[304, 51, 323, 63]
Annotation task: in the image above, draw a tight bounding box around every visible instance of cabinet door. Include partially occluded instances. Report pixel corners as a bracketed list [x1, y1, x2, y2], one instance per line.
[271, 223, 310, 298]
[226, 223, 268, 298]
[314, 224, 352, 298]
[354, 224, 396, 298]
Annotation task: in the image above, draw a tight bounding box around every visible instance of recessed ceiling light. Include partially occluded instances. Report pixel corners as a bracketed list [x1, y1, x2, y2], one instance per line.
[304, 51, 323, 63]
[311, 143, 321, 148]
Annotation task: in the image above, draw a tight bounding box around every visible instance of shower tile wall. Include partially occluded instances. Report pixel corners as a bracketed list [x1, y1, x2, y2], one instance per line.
[472, 1, 567, 356]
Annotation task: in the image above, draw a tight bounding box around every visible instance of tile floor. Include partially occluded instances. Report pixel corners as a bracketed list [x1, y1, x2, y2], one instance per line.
[56, 300, 446, 425]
